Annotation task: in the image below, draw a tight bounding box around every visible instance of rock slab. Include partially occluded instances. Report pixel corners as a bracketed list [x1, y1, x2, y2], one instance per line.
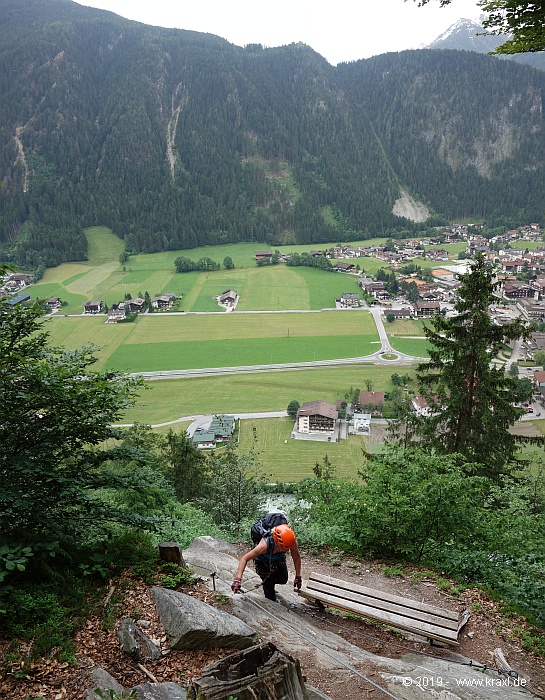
[117, 617, 162, 662]
[152, 586, 257, 650]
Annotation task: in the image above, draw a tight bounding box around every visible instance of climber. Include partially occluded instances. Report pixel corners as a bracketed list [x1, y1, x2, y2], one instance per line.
[231, 523, 302, 601]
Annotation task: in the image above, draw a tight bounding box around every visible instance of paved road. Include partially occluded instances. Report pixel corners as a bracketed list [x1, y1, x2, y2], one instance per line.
[133, 310, 424, 381]
[117, 411, 289, 431]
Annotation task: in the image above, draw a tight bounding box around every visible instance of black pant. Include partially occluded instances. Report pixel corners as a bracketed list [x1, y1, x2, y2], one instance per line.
[254, 559, 288, 601]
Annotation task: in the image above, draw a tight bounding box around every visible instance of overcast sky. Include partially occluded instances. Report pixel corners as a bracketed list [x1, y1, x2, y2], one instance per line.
[74, 0, 483, 65]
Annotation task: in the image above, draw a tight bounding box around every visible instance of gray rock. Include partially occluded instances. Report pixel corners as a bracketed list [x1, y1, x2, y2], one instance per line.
[131, 682, 188, 699]
[184, 537, 542, 700]
[86, 667, 124, 699]
[380, 652, 535, 700]
[182, 536, 254, 594]
[117, 618, 162, 662]
[152, 586, 257, 650]
[185, 536, 238, 557]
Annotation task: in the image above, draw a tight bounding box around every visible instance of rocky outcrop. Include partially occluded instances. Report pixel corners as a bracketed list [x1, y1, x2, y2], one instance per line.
[86, 667, 124, 699]
[86, 537, 540, 700]
[152, 586, 257, 650]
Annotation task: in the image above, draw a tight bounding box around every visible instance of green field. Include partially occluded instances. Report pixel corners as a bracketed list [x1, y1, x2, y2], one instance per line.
[44, 309, 381, 371]
[117, 364, 417, 425]
[237, 418, 367, 481]
[33, 228, 376, 314]
[32, 227, 470, 319]
[388, 337, 431, 357]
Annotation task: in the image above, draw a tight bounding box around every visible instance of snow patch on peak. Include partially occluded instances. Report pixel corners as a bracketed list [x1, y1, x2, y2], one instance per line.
[426, 18, 483, 48]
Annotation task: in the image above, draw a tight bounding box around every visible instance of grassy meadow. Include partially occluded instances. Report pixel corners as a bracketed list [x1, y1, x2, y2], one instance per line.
[44, 309, 380, 372]
[382, 318, 431, 357]
[27, 227, 545, 480]
[29, 226, 474, 481]
[33, 226, 469, 315]
[118, 364, 415, 425]
[33, 227, 371, 314]
[237, 417, 368, 481]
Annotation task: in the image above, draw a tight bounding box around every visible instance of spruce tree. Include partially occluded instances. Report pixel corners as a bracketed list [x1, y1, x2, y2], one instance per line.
[415, 254, 533, 478]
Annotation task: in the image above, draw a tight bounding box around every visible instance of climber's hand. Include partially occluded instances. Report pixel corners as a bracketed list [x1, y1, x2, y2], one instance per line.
[294, 575, 302, 591]
[231, 577, 242, 594]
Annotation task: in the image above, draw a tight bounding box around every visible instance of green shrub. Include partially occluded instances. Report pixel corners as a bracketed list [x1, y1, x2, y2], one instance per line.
[158, 563, 196, 589]
[382, 564, 404, 578]
[2, 586, 79, 660]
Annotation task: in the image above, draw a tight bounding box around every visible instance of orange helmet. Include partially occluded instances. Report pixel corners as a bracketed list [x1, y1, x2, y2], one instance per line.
[272, 524, 296, 550]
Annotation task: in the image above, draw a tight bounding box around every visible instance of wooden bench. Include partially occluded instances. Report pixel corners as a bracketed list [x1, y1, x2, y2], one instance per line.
[298, 572, 469, 646]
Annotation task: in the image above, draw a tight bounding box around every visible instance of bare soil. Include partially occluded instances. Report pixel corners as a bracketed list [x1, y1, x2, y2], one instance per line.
[292, 550, 545, 699]
[1, 548, 544, 700]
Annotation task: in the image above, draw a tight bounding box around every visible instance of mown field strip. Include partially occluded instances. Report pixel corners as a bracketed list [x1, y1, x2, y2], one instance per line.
[105, 335, 378, 372]
[45, 309, 380, 370]
[118, 364, 414, 424]
[237, 417, 368, 480]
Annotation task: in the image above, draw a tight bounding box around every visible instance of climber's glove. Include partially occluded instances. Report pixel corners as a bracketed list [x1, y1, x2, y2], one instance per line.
[231, 577, 242, 594]
[294, 575, 303, 591]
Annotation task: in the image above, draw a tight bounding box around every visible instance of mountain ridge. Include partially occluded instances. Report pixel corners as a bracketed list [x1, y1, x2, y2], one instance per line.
[1, 0, 544, 269]
[424, 17, 545, 71]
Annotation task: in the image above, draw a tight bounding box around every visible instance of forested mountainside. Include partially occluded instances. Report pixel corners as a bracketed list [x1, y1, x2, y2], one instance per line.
[1, 0, 545, 269]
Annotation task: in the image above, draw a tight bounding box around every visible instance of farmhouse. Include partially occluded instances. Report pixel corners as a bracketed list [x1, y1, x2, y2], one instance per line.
[192, 414, 235, 448]
[254, 251, 273, 261]
[1, 273, 33, 294]
[411, 395, 432, 417]
[44, 297, 62, 310]
[385, 308, 412, 319]
[152, 293, 176, 309]
[83, 300, 103, 314]
[191, 430, 217, 449]
[338, 293, 359, 307]
[414, 301, 440, 317]
[106, 308, 126, 323]
[210, 414, 235, 443]
[127, 298, 146, 313]
[296, 401, 338, 434]
[217, 289, 238, 308]
[334, 261, 355, 273]
[359, 391, 385, 413]
[360, 281, 389, 301]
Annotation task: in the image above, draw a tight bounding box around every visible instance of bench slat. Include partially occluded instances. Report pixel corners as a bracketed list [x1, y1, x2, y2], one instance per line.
[309, 573, 459, 622]
[299, 572, 463, 645]
[305, 579, 459, 632]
